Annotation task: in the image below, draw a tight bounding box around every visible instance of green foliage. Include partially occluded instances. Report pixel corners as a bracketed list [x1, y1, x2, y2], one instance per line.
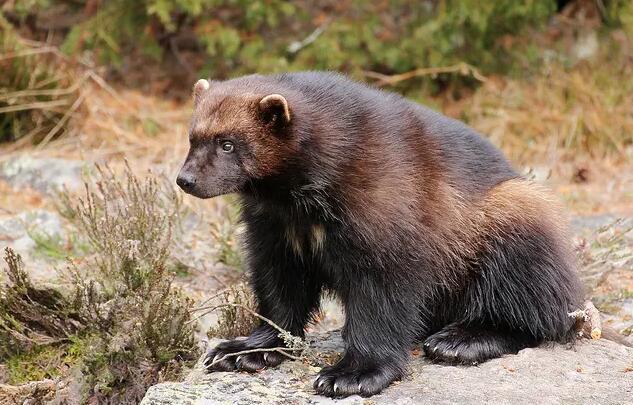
[57, 163, 182, 295]
[27, 229, 92, 261]
[5, 1, 561, 95]
[601, 0, 633, 32]
[5, 335, 87, 384]
[0, 248, 84, 360]
[193, 0, 556, 91]
[61, 1, 156, 66]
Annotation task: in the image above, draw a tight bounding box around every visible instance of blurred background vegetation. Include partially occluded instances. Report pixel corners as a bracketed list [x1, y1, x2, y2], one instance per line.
[1, 0, 632, 158]
[3, 0, 632, 91]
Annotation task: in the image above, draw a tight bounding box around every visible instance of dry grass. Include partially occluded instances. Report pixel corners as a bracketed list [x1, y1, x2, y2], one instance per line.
[1, 76, 190, 164]
[0, 16, 84, 145]
[0, 35, 191, 180]
[460, 37, 633, 166]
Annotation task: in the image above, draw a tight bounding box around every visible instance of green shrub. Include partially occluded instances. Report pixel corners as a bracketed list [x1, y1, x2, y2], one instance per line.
[601, 0, 633, 33]
[5, 0, 560, 96]
[0, 165, 199, 404]
[0, 248, 84, 361]
[209, 197, 243, 270]
[58, 164, 197, 403]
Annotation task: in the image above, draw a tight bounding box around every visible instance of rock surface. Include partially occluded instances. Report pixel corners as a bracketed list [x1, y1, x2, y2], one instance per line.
[141, 331, 633, 405]
[0, 155, 86, 195]
[0, 209, 65, 281]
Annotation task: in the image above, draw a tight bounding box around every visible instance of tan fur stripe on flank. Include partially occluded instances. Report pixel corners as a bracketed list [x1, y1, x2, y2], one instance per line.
[481, 179, 566, 234]
[476, 178, 573, 266]
[424, 179, 571, 279]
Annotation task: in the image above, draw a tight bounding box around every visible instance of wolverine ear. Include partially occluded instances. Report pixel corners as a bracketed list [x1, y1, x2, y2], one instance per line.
[259, 94, 291, 125]
[193, 79, 210, 104]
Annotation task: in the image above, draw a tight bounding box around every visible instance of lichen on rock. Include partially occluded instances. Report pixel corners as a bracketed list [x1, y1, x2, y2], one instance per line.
[142, 331, 633, 404]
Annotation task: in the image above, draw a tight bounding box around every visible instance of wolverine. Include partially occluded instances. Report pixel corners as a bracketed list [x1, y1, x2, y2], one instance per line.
[177, 72, 582, 398]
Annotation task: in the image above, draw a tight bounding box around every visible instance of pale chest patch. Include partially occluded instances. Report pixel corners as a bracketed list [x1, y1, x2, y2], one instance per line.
[285, 223, 326, 258]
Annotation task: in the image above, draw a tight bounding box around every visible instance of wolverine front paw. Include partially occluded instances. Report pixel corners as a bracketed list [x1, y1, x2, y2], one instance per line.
[204, 339, 286, 372]
[313, 360, 402, 398]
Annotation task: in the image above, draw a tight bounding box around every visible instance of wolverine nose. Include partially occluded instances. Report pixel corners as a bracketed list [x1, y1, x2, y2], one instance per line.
[176, 173, 196, 192]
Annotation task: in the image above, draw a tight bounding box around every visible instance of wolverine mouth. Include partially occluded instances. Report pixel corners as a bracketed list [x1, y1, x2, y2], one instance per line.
[178, 184, 241, 199]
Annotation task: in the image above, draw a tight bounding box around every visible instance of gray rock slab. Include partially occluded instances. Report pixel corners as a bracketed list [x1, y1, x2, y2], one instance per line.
[0, 209, 65, 280]
[0, 210, 63, 250]
[0, 155, 86, 194]
[141, 332, 633, 405]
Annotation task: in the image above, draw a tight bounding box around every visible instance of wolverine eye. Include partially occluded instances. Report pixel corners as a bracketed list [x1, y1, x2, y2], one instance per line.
[220, 141, 235, 153]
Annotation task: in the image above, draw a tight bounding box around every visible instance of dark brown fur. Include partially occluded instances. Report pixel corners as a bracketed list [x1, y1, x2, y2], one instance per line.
[177, 72, 583, 398]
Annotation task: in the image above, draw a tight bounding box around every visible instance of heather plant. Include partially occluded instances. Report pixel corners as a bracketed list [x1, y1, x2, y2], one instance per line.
[0, 165, 199, 404]
[209, 199, 243, 270]
[206, 282, 258, 339]
[0, 248, 84, 361]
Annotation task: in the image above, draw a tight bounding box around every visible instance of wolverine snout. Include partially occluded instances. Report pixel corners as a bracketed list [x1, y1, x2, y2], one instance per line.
[176, 172, 196, 193]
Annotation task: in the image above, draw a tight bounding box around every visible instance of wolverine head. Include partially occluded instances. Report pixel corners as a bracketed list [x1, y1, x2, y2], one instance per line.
[177, 78, 296, 199]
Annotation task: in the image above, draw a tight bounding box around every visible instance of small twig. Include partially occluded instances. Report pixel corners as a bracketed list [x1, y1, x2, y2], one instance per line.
[0, 80, 83, 101]
[569, 300, 602, 339]
[36, 85, 88, 149]
[169, 36, 194, 74]
[205, 347, 303, 369]
[364, 62, 487, 87]
[196, 302, 312, 367]
[287, 19, 331, 54]
[584, 300, 602, 339]
[188, 303, 286, 337]
[86, 70, 133, 111]
[0, 99, 70, 114]
[208, 270, 230, 289]
[0, 46, 59, 61]
[0, 207, 15, 215]
[190, 288, 231, 311]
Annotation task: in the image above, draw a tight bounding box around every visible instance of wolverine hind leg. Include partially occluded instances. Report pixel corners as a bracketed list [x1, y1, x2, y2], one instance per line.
[423, 323, 536, 365]
[425, 180, 582, 365]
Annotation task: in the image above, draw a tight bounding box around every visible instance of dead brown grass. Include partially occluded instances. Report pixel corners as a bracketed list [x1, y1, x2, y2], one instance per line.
[0, 16, 84, 145]
[460, 39, 633, 165]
